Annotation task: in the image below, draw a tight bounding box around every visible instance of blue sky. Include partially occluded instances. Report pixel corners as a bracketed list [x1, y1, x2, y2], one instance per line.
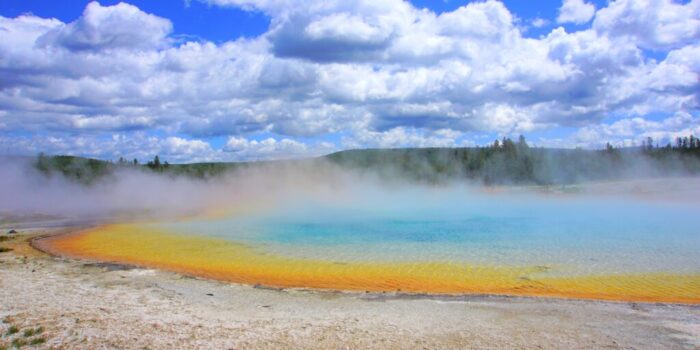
[0, 0, 698, 162]
[0, 0, 607, 40]
[0, 0, 269, 42]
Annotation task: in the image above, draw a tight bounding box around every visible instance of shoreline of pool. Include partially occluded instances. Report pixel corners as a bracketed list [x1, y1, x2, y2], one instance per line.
[0, 225, 698, 349]
[30, 225, 700, 305]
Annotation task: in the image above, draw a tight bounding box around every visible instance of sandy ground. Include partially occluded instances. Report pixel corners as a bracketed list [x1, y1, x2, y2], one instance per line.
[0, 229, 698, 349]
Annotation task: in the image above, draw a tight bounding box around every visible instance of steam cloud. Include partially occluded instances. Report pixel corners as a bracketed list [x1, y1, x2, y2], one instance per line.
[1, 152, 699, 227]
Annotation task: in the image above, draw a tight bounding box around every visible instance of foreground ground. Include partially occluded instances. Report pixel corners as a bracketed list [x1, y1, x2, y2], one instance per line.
[0, 229, 699, 349]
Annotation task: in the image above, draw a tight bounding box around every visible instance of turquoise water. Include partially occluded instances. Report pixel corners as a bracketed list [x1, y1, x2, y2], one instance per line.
[157, 191, 700, 275]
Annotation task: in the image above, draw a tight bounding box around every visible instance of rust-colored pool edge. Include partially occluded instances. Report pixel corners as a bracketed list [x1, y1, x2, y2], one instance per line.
[30, 226, 96, 257]
[31, 227, 700, 306]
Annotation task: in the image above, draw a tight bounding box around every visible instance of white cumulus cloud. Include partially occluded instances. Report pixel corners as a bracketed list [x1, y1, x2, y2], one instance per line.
[0, 0, 698, 161]
[557, 0, 596, 24]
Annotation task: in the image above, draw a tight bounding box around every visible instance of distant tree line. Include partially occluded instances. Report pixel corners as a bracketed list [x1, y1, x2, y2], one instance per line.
[115, 155, 170, 170]
[116, 156, 139, 166]
[36, 154, 174, 183]
[326, 134, 700, 185]
[33, 134, 700, 185]
[35, 153, 112, 184]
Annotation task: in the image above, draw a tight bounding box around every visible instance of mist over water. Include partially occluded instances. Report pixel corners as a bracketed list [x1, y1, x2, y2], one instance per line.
[0, 157, 373, 221]
[155, 187, 700, 276]
[2, 156, 700, 280]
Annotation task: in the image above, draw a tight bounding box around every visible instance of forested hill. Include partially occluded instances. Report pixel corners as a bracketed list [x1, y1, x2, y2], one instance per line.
[325, 142, 700, 184]
[27, 135, 700, 185]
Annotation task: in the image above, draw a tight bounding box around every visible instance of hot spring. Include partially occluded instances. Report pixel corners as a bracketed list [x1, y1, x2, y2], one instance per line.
[42, 187, 700, 303]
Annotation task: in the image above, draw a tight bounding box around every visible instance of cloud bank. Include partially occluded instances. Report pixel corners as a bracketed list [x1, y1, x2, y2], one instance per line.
[0, 0, 698, 161]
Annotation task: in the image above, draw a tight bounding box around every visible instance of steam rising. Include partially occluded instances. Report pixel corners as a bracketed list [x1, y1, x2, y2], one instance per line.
[1, 153, 699, 226]
[0, 157, 409, 222]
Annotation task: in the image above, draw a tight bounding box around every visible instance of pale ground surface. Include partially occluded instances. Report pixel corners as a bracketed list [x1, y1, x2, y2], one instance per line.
[1, 229, 699, 349]
[2, 178, 700, 349]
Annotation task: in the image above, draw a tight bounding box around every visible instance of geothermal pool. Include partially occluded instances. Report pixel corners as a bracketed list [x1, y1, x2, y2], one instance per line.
[42, 190, 700, 303]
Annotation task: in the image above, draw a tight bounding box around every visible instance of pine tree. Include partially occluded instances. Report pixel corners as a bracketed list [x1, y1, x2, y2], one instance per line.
[517, 135, 529, 151]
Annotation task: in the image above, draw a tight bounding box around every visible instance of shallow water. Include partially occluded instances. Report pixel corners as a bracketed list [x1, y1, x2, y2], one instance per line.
[43, 188, 700, 303]
[157, 192, 700, 276]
